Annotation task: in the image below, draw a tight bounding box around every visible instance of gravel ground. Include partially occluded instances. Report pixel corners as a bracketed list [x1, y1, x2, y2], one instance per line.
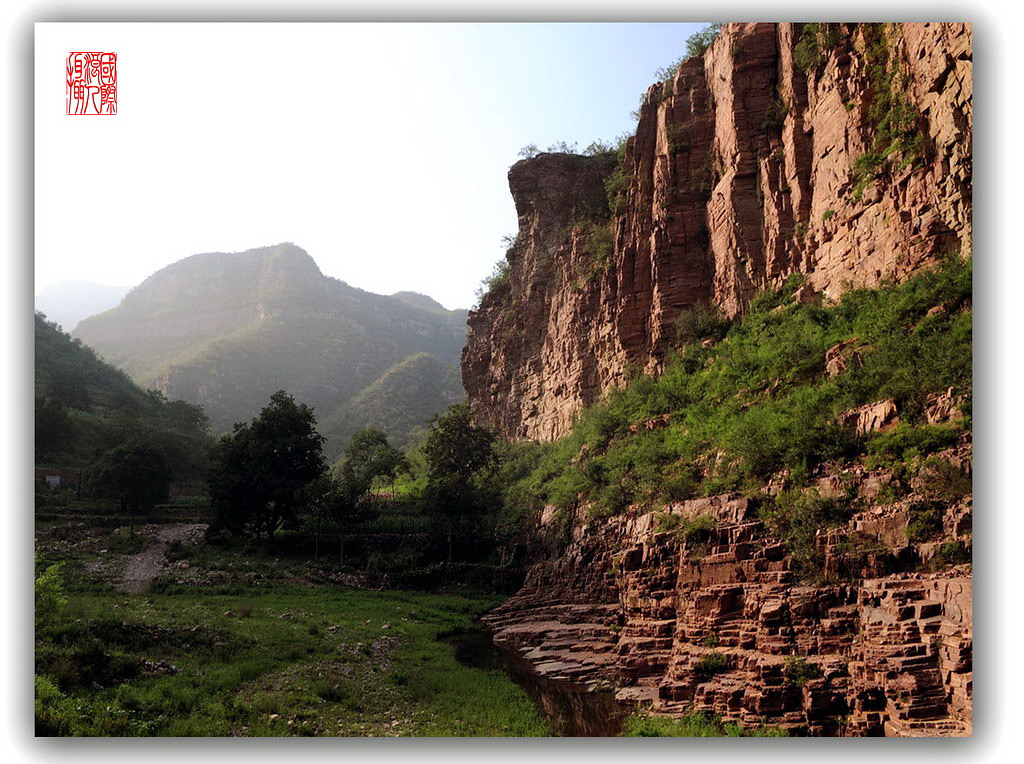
[117, 523, 207, 593]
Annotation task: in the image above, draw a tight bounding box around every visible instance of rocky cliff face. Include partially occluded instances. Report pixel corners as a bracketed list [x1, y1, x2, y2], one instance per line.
[463, 22, 971, 443]
[467, 22, 972, 737]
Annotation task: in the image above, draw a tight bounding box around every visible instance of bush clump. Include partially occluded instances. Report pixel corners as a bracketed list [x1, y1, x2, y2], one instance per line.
[691, 651, 729, 681]
[906, 500, 945, 542]
[760, 489, 852, 579]
[931, 540, 970, 568]
[474, 260, 511, 306]
[674, 303, 731, 346]
[784, 655, 823, 688]
[682, 514, 716, 546]
[793, 23, 840, 72]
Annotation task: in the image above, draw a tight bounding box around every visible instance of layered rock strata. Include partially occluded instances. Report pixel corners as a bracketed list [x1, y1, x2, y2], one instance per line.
[463, 22, 971, 443]
[485, 453, 972, 736]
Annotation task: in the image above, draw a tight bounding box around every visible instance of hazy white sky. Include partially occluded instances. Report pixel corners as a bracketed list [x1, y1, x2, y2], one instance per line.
[35, 21, 707, 309]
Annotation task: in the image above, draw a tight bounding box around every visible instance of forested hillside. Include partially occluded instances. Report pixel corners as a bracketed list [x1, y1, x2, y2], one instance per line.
[35, 313, 213, 480]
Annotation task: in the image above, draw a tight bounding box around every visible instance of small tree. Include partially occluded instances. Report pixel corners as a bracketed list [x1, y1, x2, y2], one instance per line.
[35, 396, 71, 460]
[206, 422, 259, 537]
[684, 23, 724, 58]
[340, 429, 407, 500]
[422, 404, 498, 562]
[207, 391, 326, 544]
[302, 474, 374, 564]
[92, 442, 171, 535]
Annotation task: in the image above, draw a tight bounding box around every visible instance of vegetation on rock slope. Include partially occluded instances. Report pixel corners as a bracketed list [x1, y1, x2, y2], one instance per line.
[486, 256, 971, 562]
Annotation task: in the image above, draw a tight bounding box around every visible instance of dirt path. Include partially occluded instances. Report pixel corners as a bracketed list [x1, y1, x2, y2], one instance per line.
[117, 523, 207, 594]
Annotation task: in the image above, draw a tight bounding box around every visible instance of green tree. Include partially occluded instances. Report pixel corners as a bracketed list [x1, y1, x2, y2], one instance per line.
[422, 404, 498, 562]
[685, 23, 724, 58]
[206, 421, 259, 537]
[35, 396, 71, 460]
[302, 475, 341, 563]
[340, 428, 407, 500]
[92, 442, 171, 535]
[162, 398, 210, 432]
[307, 429, 407, 564]
[207, 391, 326, 543]
[302, 472, 376, 565]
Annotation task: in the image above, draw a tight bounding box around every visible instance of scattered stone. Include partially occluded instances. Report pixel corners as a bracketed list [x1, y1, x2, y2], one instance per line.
[925, 387, 968, 425]
[839, 399, 900, 435]
[139, 658, 179, 675]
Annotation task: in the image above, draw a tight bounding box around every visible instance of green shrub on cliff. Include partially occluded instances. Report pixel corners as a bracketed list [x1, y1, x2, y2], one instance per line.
[784, 656, 824, 688]
[760, 488, 852, 577]
[793, 23, 839, 72]
[474, 259, 511, 306]
[851, 24, 928, 200]
[674, 302, 730, 346]
[683, 23, 725, 60]
[691, 651, 729, 680]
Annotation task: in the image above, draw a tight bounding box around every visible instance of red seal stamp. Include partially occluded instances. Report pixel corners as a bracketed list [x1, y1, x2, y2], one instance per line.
[66, 52, 117, 115]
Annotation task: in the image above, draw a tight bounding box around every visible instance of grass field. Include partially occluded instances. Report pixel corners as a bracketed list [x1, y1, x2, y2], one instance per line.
[34, 506, 784, 738]
[34, 515, 551, 737]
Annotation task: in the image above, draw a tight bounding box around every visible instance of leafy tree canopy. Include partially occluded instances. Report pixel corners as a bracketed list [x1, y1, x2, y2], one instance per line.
[207, 391, 326, 540]
[340, 428, 407, 498]
[422, 404, 497, 513]
[92, 442, 171, 532]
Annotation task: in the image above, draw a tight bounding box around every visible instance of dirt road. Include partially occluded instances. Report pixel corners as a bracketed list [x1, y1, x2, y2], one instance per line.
[117, 523, 207, 594]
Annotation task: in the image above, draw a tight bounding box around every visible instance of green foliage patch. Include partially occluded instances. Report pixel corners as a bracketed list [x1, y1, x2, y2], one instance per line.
[852, 24, 927, 200]
[784, 655, 824, 688]
[622, 712, 786, 737]
[691, 651, 729, 680]
[793, 23, 839, 72]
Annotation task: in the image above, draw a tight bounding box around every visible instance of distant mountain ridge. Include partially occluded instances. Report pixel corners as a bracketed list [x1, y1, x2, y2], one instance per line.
[35, 280, 133, 332]
[74, 243, 468, 457]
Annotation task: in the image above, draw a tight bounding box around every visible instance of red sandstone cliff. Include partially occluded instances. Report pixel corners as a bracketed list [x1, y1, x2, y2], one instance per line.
[463, 22, 971, 443]
[466, 22, 972, 737]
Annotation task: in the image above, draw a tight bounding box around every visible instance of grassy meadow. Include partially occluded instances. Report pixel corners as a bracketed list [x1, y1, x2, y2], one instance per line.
[34, 510, 550, 737]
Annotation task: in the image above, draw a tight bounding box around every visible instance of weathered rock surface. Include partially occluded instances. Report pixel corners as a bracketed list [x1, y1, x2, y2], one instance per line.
[463, 22, 971, 443]
[486, 456, 972, 736]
